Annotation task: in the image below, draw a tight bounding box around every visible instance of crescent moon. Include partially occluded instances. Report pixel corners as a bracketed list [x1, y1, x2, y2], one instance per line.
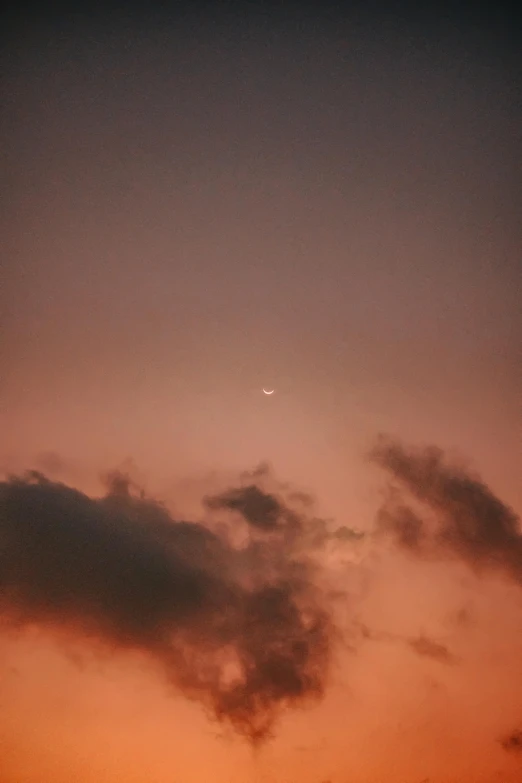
[262, 388, 275, 395]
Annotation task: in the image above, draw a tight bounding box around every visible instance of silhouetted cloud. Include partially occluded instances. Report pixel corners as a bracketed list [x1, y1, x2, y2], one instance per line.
[354, 622, 457, 664]
[500, 729, 522, 754]
[0, 470, 336, 743]
[371, 437, 522, 583]
[407, 635, 457, 665]
[331, 526, 365, 542]
[205, 484, 284, 531]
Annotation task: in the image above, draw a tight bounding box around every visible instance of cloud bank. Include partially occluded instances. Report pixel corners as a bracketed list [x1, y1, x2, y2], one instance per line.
[0, 469, 335, 743]
[1, 436, 520, 752]
[371, 436, 522, 583]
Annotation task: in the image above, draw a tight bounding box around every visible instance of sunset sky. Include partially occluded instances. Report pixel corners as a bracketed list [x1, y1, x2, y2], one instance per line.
[1, 4, 521, 782]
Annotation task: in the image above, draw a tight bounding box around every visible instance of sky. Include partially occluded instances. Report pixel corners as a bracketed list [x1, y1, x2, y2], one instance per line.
[1, 4, 521, 782]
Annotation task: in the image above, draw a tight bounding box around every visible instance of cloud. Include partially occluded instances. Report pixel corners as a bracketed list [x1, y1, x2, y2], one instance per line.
[353, 622, 457, 664]
[0, 469, 337, 744]
[204, 484, 284, 531]
[370, 436, 522, 584]
[500, 729, 522, 754]
[407, 635, 457, 665]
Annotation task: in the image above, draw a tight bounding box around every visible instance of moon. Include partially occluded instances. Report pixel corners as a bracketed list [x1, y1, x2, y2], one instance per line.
[262, 388, 275, 395]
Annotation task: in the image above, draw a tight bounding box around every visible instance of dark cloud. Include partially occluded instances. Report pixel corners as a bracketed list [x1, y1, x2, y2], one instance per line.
[500, 729, 522, 754]
[407, 635, 457, 665]
[0, 470, 336, 744]
[371, 437, 522, 584]
[331, 526, 365, 542]
[375, 501, 424, 552]
[354, 622, 457, 664]
[204, 484, 284, 531]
